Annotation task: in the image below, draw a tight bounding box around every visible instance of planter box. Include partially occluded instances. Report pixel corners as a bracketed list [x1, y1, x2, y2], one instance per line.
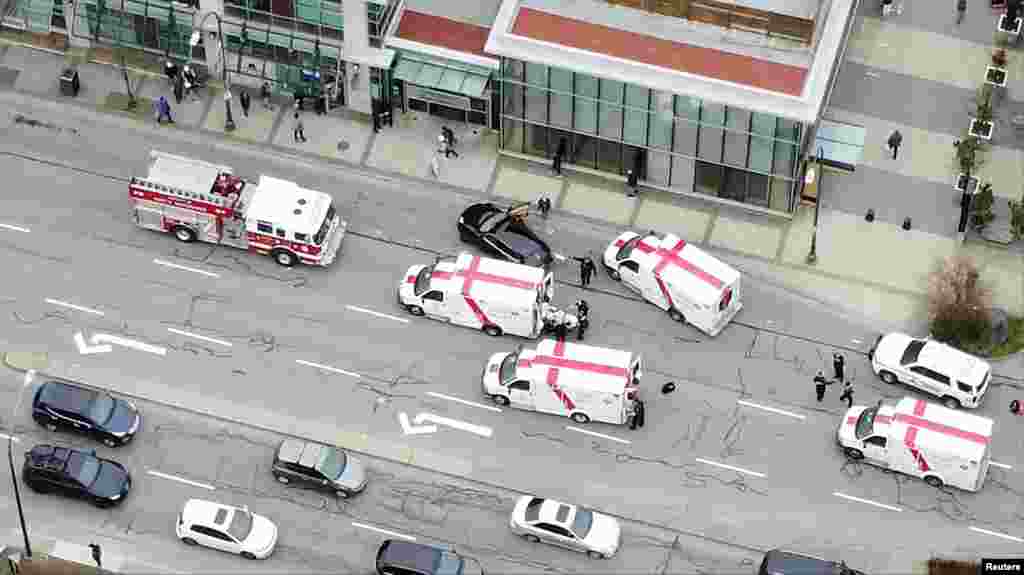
[997, 14, 1022, 43]
[980, 198, 1015, 244]
[986, 65, 1008, 86]
[955, 173, 980, 193]
[969, 118, 994, 140]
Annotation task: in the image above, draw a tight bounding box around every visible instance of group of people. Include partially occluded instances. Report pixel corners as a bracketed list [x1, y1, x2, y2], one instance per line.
[547, 299, 590, 342]
[814, 353, 854, 408]
[163, 60, 202, 104]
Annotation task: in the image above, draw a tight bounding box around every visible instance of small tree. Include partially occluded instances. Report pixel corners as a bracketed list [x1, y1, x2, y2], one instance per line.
[1010, 196, 1024, 240]
[928, 255, 992, 349]
[971, 182, 995, 230]
[954, 136, 985, 175]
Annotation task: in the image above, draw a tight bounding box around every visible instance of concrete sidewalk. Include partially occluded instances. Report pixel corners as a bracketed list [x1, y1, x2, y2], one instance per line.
[1, 34, 1023, 380]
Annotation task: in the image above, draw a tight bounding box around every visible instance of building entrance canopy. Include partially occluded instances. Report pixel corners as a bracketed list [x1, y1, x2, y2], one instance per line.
[392, 55, 489, 99]
[813, 119, 866, 172]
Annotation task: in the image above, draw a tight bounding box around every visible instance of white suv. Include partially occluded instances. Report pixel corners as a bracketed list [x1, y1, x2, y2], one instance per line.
[869, 333, 991, 409]
[176, 499, 278, 559]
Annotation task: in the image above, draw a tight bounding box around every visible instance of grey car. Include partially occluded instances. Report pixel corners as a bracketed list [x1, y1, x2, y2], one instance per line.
[271, 439, 367, 498]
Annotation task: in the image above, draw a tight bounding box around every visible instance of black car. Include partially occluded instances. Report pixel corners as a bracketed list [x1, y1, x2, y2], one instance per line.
[22, 444, 132, 507]
[457, 203, 552, 267]
[32, 380, 141, 447]
[376, 540, 465, 575]
[758, 549, 864, 575]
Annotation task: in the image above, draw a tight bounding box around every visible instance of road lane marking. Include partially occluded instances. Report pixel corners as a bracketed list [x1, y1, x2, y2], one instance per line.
[426, 391, 503, 413]
[295, 359, 361, 378]
[346, 304, 410, 324]
[990, 461, 1013, 470]
[92, 333, 167, 356]
[736, 399, 806, 420]
[0, 434, 20, 443]
[565, 426, 631, 445]
[414, 413, 493, 438]
[167, 328, 233, 347]
[399, 412, 438, 435]
[0, 223, 31, 233]
[695, 458, 766, 478]
[45, 298, 104, 316]
[153, 259, 221, 278]
[352, 522, 416, 541]
[147, 470, 215, 490]
[851, 338, 863, 344]
[968, 526, 1024, 543]
[833, 491, 902, 512]
[74, 332, 113, 355]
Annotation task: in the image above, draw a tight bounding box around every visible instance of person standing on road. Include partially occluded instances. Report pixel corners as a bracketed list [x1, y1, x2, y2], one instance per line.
[956, 0, 966, 23]
[173, 74, 184, 104]
[839, 380, 855, 409]
[576, 299, 590, 341]
[88, 543, 102, 568]
[814, 370, 833, 402]
[574, 255, 596, 287]
[155, 96, 173, 124]
[239, 89, 251, 118]
[887, 130, 903, 160]
[293, 112, 307, 143]
[833, 353, 846, 382]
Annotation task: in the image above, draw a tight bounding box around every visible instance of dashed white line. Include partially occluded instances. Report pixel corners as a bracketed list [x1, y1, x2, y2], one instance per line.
[990, 461, 1013, 470]
[565, 426, 632, 445]
[737, 399, 806, 420]
[351, 522, 417, 541]
[346, 304, 410, 324]
[969, 526, 1024, 544]
[851, 338, 863, 344]
[45, 298, 105, 316]
[695, 457, 766, 478]
[295, 359, 361, 378]
[167, 328, 233, 347]
[0, 223, 31, 233]
[0, 434, 21, 443]
[426, 391, 503, 413]
[153, 259, 221, 278]
[833, 491, 903, 512]
[147, 470, 215, 490]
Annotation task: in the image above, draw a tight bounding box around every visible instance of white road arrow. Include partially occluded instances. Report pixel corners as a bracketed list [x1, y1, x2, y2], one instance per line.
[91, 333, 167, 356]
[413, 413, 493, 438]
[74, 332, 112, 355]
[398, 412, 437, 435]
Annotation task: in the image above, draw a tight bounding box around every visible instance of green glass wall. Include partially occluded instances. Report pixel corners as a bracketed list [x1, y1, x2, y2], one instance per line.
[72, 0, 192, 56]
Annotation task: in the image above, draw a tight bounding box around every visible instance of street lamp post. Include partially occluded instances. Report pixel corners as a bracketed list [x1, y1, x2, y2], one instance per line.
[192, 13, 235, 132]
[806, 147, 824, 265]
[8, 371, 37, 557]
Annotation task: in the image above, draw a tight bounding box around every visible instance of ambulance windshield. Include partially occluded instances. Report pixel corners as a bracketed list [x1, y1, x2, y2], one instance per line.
[313, 204, 336, 245]
[855, 407, 878, 440]
[499, 351, 519, 384]
[616, 236, 642, 260]
[413, 266, 433, 296]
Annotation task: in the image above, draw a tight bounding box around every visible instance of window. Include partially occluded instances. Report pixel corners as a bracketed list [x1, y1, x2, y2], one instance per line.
[537, 523, 572, 538]
[695, 161, 724, 196]
[548, 68, 573, 129]
[573, 133, 598, 169]
[555, 505, 571, 522]
[722, 168, 747, 202]
[698, 102, 725, 162]
[901, 340, 926, 365]
[503, 118, 524, 152]
[958, 381, 973, 393]
[598, 138, 622, 174]
[257, 221, 274, 234]
[623, 85, 649, 146]
[723, 108, 750, 167]
[524, 497, 544, 521]
[525, 123, 548, 157]
[865, 436, 887, 447]
[621, 260, 639, 273]
[423, 291, 443, 302]
[276, 228, 286, 238]
[525, 63, 548, 123]
[573, 74, 598, 134]
[598, 79, 623, 140]
[910, 366, 950, 385]
[502, 58, 524, 81]
[509, 381, 530, 391]
[503, 81, 524, 118]
[295, 232, 308, 242]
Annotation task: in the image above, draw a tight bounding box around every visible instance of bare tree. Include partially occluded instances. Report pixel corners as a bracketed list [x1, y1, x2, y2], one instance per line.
[927, 255, 991, 348]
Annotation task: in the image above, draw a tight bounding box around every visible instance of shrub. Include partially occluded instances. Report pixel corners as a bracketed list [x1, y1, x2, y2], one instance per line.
[927, 255, 992, 349]
[927, 558, 978, 575]
[971, 182, 995, 230]
[1011, 196, 1024, 241]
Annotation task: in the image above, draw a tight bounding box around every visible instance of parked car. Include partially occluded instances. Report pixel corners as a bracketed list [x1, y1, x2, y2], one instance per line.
[457, 202, 552, 267]
[375, 539, 465, 575]
[508, 495, 620, 559]
[22, 444, 131, 508]
[868, 333, 991, 409]
[758, 549, 865, 575]
[271, 438, 367, 497]
[32, 380, 141, 447]
[176, 499, 278, 560]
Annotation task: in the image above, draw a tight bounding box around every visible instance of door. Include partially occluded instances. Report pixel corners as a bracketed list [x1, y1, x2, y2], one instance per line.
[134, 205, 164, 230]
[56, 408, 91, 432]
[421, 290, 446, 318]
[862, 435, 889, 466]
[192, 525, 238, 553]
[909, 366, 950, 397]
[533, 523, 577, 550]
[508, 381, 533, 409]
[618, 260, 642, 292]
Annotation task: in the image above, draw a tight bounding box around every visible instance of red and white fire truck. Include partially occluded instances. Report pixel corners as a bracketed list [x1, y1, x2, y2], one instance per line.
[129, 151, 346, 267]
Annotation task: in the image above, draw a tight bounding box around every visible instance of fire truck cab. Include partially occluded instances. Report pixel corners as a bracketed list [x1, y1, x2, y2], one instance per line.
[130, 151, 346, 267]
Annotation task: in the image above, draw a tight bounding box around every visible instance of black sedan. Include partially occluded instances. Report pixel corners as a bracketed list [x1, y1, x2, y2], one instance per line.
[23, 444, 132, 507]
[457, 203, 552, 267]
[32, 380, 141, 447]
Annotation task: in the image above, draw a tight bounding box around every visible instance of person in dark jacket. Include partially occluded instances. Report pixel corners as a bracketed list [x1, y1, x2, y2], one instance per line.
[814, 370, 832, 402]
[833, 353, 846, 382]
[839, 380, 854, 408]
[239, 89, 251, 117]
[576, 299, 590, 341]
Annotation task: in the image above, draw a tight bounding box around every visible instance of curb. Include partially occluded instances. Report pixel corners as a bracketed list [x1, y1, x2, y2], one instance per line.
[3, 352, 49, 372]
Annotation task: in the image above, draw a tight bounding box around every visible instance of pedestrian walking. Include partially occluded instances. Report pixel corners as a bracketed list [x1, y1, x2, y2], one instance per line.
[574, 255, 596, 287]
[956, 0, 966, 23]
[88, 543, 102, 568]
[239, 89, 251, 117]
[261, 82, 273, 110]
[173, 74, 184, 104]
[832, 352, 846, 382]
[814, 370, 833, 402]
[626, 168, 639, 197]
[293, 112, 307, 143]
[839, 380, 854, 408]
[537, 194, 551, 218]
[576, 299, 590, 341]
[441, 128, 458, 158]
[887, 130, 903, 160]
[155, 96, 173, 124]
[552, 137, 567, 175]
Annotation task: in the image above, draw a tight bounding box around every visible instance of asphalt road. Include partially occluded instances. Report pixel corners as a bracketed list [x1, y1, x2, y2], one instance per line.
[0, 91, 1022, 571]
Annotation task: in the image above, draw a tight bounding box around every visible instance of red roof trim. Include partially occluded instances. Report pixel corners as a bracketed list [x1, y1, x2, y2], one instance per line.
[395, 10, 491, 59]
[510, 7, 807, 96]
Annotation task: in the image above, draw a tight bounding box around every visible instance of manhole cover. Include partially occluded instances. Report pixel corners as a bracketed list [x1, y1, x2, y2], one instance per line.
[337, 140, 349, 151]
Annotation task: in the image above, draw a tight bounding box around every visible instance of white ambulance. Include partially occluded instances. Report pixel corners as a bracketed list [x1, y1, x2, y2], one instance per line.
[836, 396, 994, 492]
[397, 252, 575, 338]
[602, 231, 742, 336]
[481, 339, 645, 427]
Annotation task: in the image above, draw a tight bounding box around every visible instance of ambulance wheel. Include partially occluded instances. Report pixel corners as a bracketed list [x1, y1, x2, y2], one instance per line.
[570, 412, 590, 424]
[406, 305, 425, 316]
[668, 308, 686, 323]
[607, 267, 621, 281]
[491, 395, 510, 406]
[587, 551, 607, 560]
[844, 447, 864, 460]
[523, 534, 540, 544]
[636, 401, 646, 428]
[173, 225, 197, 243]
[272, 249, 298, 267]
[941, 396, 961, 410]
[483, 324, 503, 337]
[879, 371, 898, 385]
[924, 475, 944, 488]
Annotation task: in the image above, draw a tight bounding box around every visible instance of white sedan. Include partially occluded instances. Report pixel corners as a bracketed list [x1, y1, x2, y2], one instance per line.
[176, 499, 278, 559]
[509, 495, 621, 559]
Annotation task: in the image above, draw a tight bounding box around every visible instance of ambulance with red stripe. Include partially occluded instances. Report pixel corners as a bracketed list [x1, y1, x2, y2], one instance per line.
[398, 252, 575, 338]
[603, 231, 742, 336]
[837, 397, 994, 491]
[481, 339, 645, 427]
[130, 151, 346, 267]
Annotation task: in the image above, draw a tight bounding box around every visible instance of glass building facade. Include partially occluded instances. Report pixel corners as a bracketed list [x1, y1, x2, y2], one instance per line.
[499, 58, 803, 212]
[65, 0, 196, 58]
